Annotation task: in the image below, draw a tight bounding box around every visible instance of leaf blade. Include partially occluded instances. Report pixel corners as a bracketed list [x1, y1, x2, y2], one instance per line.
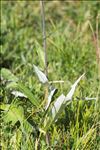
[33, 65, 48, 84]
[17, 83, 39, 107]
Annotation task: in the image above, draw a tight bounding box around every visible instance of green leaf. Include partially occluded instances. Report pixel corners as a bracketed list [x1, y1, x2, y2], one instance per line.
[1, 104, 33, 133]
[17, 83, 39, 107]
[22, 120, 33, 135]
[1, 68, 18, 82]
[1, 68, 39, 107]
[6, 82, 39, 107]
[1, 104, 24, 125]
[6, 81, 39, 107]
[6, 81, 18, 89]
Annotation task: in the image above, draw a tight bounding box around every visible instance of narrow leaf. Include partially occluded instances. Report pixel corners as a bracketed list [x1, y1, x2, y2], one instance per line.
[52, 94, 65, 119]
[6, 81, 39, 107]
[33, 65, 48, 84]
[45, 87, 57, 110]
[17, 83, 39, 107]
[65, 73, 85, 102]
[85, 97, 96, 100]
[11, 91, 27, 98]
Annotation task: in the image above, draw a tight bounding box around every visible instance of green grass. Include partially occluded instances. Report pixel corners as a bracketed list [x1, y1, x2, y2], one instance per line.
[1, 1, 100, 150]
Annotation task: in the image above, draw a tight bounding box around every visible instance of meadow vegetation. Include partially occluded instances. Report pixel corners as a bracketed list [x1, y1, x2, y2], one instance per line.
[1, 1, 100, 150]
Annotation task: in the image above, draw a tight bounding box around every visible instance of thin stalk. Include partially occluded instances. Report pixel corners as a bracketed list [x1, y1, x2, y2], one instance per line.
[96, 15, 100, 78]
[40, 0, 48, 77]
[89, 19, 100, 78]
[40, 1, 49, 146]
[40, 0, 48, 101]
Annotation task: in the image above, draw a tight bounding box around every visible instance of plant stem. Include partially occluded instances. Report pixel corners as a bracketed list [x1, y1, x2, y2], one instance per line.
[40, 1, 50, 146]
[40, 0, 48, 77]
[40, 0, 48, 102]
[89, 18, 100, 79]
[96, 15, 100, 78]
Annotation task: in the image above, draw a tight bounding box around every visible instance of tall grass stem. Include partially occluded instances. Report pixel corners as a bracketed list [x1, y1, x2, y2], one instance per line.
[40, 0, 48, 77]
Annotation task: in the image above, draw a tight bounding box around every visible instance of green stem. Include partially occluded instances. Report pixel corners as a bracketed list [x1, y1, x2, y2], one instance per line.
[40, 0, 48, 77]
